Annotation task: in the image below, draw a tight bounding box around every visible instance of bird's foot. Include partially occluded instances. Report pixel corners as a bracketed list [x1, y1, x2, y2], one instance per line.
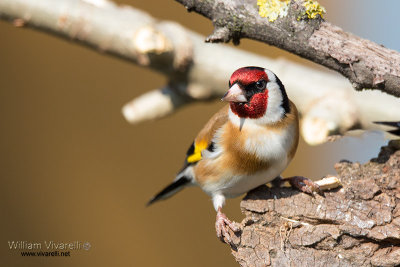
[215, 208, 239, 244]
[287, 176, 321, 194]
[270, 175, 284, 188]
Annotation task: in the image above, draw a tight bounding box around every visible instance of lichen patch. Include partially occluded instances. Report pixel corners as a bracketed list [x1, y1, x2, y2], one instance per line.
[302, 0, 326, 19]
[257, 0, 290, 22]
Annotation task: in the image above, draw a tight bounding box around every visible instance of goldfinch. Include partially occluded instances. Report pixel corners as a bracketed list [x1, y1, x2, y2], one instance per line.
[148, 66, 318, 243]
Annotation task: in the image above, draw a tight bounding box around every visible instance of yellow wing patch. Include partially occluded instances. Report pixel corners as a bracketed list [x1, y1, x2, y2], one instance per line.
[186, 140, 208, 163]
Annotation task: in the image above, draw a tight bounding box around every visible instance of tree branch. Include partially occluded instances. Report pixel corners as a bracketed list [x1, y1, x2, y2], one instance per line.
[1, 0, 400, 145]
[3, 1, 400, 264]
[175, 0, 400, 97]
[229, 140, 400, 266]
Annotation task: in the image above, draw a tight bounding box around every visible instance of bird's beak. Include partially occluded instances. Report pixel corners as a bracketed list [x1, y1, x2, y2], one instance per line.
[221, 83, 247, 102]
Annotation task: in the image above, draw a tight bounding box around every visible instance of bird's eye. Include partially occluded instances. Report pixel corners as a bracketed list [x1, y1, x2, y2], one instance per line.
[255, 80, 266, 90]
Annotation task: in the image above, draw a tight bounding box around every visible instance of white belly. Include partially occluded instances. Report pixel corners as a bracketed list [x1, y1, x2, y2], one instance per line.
[221, 157, 288, 198]
[201, 153, 290, 198]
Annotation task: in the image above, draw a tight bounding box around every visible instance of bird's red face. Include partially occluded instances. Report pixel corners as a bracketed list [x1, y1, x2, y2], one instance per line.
[223, 67, 270, 119]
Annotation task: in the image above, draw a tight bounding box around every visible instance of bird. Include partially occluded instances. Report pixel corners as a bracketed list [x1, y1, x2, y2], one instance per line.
[147, 66, 319, 243]
[374, 121, 400, 136]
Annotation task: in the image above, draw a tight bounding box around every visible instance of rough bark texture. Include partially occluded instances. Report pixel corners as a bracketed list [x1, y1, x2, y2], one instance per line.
[175, 0, 400, 97]
[228, 140, 400, 266]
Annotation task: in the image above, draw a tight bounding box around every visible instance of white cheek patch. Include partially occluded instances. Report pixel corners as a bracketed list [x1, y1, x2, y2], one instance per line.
[256, 80, 285, 124]
[264, 69, 277, 82]
[249, 69, 285, 125]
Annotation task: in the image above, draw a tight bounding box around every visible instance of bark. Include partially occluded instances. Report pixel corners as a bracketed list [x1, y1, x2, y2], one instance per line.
[229, 140, 400, 266]
[175, 0, 400, 97]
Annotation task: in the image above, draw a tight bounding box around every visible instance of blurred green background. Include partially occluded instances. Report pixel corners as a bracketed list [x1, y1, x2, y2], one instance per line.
[1, 0, 396, 266]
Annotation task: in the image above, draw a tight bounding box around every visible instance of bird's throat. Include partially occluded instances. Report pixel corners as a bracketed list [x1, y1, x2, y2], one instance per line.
[230, 92, 268, 119]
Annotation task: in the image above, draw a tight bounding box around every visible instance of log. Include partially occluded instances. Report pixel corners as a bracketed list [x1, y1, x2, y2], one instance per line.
[229, 140, 400, 267]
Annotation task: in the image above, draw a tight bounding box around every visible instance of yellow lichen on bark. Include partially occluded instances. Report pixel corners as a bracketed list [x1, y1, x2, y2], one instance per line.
[257, 0, 290, 22]
[302, 0, 326, 19]
[257, 0, 326, 21]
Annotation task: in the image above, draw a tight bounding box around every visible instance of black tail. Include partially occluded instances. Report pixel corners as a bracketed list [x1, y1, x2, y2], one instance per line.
[374, 121, 400, 136]
[374, 121, 400, 127]
[388, 129, 400, 136]
[147, 176, 191, 206]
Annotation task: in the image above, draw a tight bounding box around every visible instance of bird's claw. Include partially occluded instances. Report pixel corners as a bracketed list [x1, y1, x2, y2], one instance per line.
[215, 210, 239, 244]
[288, 176, 321, 194]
